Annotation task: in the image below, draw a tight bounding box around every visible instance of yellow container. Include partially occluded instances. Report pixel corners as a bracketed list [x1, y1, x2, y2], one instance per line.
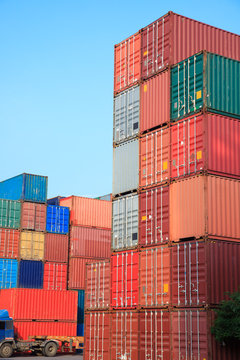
[20, 231, 45, 260]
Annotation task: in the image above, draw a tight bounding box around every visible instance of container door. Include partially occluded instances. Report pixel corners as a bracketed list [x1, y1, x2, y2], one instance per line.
[155, 129, 169, 184]
[155, 247, 170, 306]
[155, 186, 169, 244]
[171, 120, 187, 178]
[139, 189, 154, 246]
[125, 312, 138, 360]
[140, 133, 154, 188]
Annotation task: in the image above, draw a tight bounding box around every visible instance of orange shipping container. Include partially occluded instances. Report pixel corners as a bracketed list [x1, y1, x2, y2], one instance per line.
[170, 175, 240, 241]
[60, 196, 112, 229]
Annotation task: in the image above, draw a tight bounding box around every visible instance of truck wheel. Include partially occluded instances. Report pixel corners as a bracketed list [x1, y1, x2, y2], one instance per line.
[0, 343, 13, 358]
[44, 342, 58, 357]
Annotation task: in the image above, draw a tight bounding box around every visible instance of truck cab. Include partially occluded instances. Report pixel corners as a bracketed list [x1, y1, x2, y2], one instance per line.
[0, 310, 14, 342]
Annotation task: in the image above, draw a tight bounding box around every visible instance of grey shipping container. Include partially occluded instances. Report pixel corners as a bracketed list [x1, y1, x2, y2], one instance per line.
[113, 86, 140, 144]
[112, 193, 138, 251]
[113, 138, 139, 196]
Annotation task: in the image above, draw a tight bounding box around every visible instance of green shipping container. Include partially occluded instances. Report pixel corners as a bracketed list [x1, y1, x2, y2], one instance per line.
[0, 199, 21, 229]
[171, 51, 240, 121]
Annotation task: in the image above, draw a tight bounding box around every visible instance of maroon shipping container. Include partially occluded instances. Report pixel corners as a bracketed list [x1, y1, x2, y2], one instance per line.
[139, 185, 169, 246]
[70, 226, 111, 258]
[68, 257, 102, 290]
[141, 11, 240, 79]
[21, 202, 46, 232]
[171, 113, 240, 180]
[43, 262, 67, 291]
[44, 233, 69, 263]
[140, 310, 170, 360]
[0, 228, 19, 259]
[85, 261, 110, 310]
[111, 250, 139, 309]
[84, 312, 110, 360]
[111, 311, 139, 360]
[171, 239, 240, 307]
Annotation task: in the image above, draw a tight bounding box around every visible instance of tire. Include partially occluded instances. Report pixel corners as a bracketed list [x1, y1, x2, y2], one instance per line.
[0, 343, 13, 358]
[44, 342, 58, 357]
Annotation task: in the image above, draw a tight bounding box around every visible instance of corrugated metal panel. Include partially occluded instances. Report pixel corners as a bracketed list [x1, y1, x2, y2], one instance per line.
[77, 290, 85, 323]
[77, 323, 84, 336]
[113, 138, 139, 196]
[140, 70, 170, 132]
[60, 196, 112, 229]
[0, 229, 19, 259]
[18, 260, 43, 289]
[0, 259, 18, 289]
[139, 186, 169, 246]
[44, 233, 69, 263]
[46, 205, 69, 234]
[0, 200, 21, 229]
[84, 312, 110, 360]
[170, 175, 240, 241]
[47, 196, 65, 205]
[68, 257, 101, 290]
[140, 246, 170, 307]
[85, 261, 110, 310]
[43, 262, 67, 291]
[139, 128, 169, 189]
[21, 202, 46, 232]
[0, 173, 47, 203]
[112, 193, 138, 251]
[113, 86, 140, 144]
[70, 226, 111, 258]
[20, 231, 45, 260]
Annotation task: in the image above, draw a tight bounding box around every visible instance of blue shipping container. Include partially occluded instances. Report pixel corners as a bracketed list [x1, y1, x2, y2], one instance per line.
[47, 196, 65, 206]
[46, 205, 69, 234]
[77, 290, 85, 323]
[77, 323, 84, 337]
[18, 260, 43, 289]
[0, 259, 18, 289]
[0, 173, 47, 203]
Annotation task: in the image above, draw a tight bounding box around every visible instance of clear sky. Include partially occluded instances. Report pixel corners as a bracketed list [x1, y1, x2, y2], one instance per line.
[0, 0, 239, 198]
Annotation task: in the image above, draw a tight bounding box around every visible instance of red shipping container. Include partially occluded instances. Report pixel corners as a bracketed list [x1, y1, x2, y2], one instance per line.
[0, 228, 19, 258]
[171, 113, 240, 180]
[111, 311, 139, 360]
[111, 250, 139, 309]
[70, 226, 111, 258]
[139, 127, 169, 189]
[44, 233, 69, 263]
[21, 202, 46, 232]
[0, 289, 77, 321]
[14, 321, 77, 340]
[43, 262, 67, 291]
[171, 239, 240, 307]
[68, 257, 102, 290]
[141, 11, 240, 79]
[140, 70, 170, 132]
[60, 196, 112, 229]
[139, 310, 170, 360]
[85, 261, 110, 310]
[114, 32, 141, 94]
[139, 185, 169, 246]
[140, 246, 170, 307]
[84, 312, 110, 360]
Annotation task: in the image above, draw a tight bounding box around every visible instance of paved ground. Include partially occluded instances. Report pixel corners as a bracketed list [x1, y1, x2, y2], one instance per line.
[11, 354, 83, 359]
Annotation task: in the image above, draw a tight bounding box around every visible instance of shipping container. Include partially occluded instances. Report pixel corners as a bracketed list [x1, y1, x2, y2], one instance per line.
[77, 323, 84, 337]
[139, 185, 169, 246]
[85, 261, 110, 310]
[43, 262, 67, 291]
[46, 205, 69, 234]
[18, 260, 44, 289]
[139, 127, 169, 189]
[77, 290, 85, 323]
[70, 226, 111, 258]
[21, 202, 46, 232]
[0, 229, 19, 259]
[114, 32, 141, 94]
[0, 173, 47, 203]
[171, 113, 240, 180]
[139, 246, 170, 307]
[112, 193, 138, 251]
[111, 311, 139, 360]
[0, 259, 18, 289]
[139, 310, 170, 360]
[44, 233, 69, 263]
[95, 194, 112, 201]
[0, 288, 77, 321]
[111, 250, 139, 309]
[113, 138, 139, 196]
[84, 312, 110, 360]
[170, 175, 240, 241]
[47, 196, 65, 205]
[20, 231, 45, 260]
[68, 257, 102, 290]
[140, 70, 170, 132]
[0, 199, 21, 229]
[60, 196, 112, 229]
[113, 85, 140, 144]
[141, 11, 240, 79]
[171, 51, 240, 121]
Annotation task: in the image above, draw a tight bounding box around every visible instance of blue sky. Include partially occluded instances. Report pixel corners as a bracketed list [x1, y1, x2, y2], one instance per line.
[0, 0, 239, 198]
